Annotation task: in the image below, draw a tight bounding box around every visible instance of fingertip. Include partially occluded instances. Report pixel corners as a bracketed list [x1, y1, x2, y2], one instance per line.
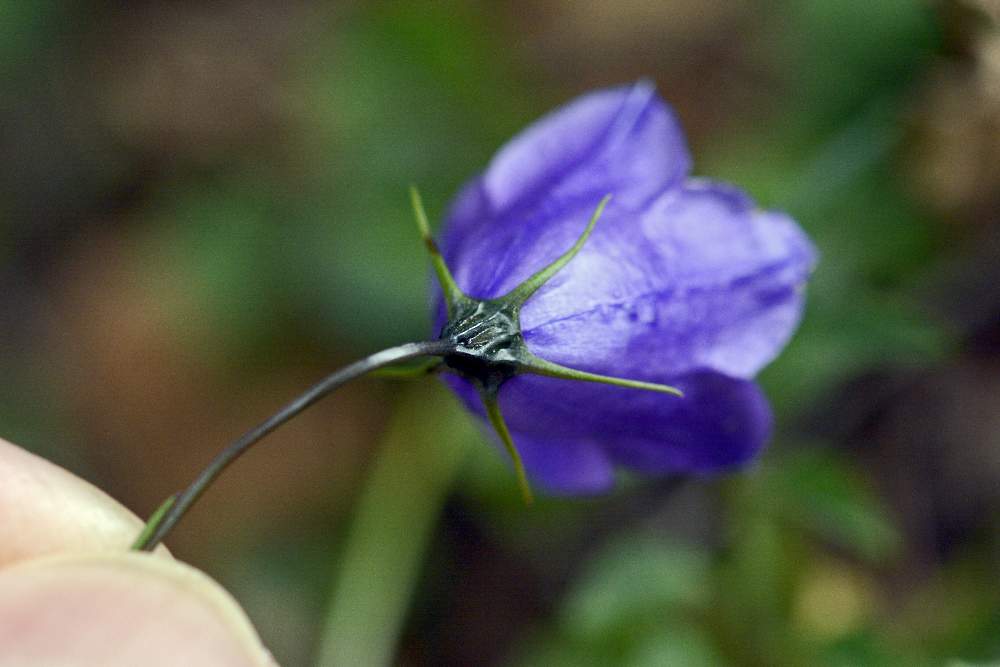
[0, 553, 276, 667]
[0, 437, 168, 565]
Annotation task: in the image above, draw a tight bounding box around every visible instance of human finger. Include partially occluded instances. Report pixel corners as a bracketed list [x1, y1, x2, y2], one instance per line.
[0, 552, 275, 667]
[0, 437, 162, 566]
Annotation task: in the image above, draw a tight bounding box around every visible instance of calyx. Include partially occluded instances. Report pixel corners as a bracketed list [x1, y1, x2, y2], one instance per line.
[410, 187, 682, 503]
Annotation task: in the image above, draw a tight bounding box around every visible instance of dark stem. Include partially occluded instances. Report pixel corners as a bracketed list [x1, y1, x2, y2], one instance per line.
[133, 339, 455, 552]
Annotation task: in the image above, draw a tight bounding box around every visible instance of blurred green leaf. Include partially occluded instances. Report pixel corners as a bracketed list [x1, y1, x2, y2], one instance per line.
[895, 552, 1000, 663]
[514, 538, 716, 667]
[141, 177, 280, 358]
[628, 626, 723, 667]
[288, 0, 530, 348]
[819, 630, 929, 667]
[765, 449, 903, 563]
[562, 536, 710, 638]
[0, 0, 62, 77]
[715, 498, 803, 663]
[775, 0, 938, 136]
[513, 637, 616, 667]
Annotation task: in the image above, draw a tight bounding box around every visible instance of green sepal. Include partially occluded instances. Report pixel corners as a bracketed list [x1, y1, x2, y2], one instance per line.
[480, 390, 534, 505]
[501, 194, 611, 307]
[521, 354, 684, 397]
[431, 192, 683, 503]
[409, 185, 469, 316]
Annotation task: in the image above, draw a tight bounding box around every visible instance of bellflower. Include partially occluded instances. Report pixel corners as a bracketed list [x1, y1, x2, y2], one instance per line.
[131, 82, 816, 552]
[420, 81, 816, 498]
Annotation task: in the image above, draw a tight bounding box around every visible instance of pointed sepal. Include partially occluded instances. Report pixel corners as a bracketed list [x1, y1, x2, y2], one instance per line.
[521, 354, 684, 397]
[410, 185, 467, 315]
[480, 390, 534, 505]
[502, 194, 611, 307]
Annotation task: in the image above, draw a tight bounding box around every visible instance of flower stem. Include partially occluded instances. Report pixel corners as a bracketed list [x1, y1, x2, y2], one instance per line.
[315, 384, 472, 667]
[132, 339, 456, 552]
[129, 494, 176, 550]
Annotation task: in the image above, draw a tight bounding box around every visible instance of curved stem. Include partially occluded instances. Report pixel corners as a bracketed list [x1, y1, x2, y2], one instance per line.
[133, 339, 456, 552]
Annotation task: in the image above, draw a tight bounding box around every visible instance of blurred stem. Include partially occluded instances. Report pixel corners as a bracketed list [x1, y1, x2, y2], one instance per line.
[315, 383, 472, 667]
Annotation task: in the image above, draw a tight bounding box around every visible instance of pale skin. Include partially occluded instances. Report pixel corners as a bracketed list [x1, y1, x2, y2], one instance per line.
[0, 437, 275, 667]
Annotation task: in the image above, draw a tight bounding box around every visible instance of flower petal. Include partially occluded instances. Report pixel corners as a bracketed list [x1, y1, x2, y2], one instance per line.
[519, 179, 817, 380]
[497, 371, 772, 474]
[439, 81, 691, 302]
[483, 80, 690, 214]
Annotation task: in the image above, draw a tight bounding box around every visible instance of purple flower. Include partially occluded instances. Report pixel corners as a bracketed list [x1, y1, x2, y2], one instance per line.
[420, 81, 816, 497]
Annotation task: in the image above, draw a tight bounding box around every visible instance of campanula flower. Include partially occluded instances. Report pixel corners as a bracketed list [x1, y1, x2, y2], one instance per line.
[414, 81, 816, 498]
[133, 82, 815, 551]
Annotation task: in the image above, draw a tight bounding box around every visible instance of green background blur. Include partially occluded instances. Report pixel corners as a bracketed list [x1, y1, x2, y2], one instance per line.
[2, 1, 999, 665]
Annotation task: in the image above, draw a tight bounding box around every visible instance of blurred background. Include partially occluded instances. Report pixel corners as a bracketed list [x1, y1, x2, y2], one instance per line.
[2, 1, 999, 665]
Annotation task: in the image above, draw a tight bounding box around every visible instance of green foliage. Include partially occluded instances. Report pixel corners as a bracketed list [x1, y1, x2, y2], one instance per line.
[283, 0, 530, 349]
[140, 177, 281, 356]
[562, 537, 711, 638]
[0, 0, 63, 78]
[515, 537, 717, 667]
[754, 449, 903, 563]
